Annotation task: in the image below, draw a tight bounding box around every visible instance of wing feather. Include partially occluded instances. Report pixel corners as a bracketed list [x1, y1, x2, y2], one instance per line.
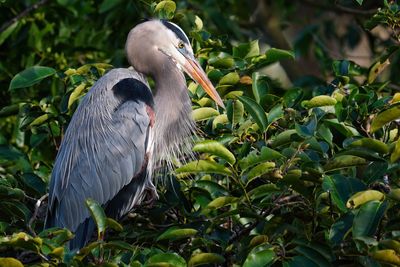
[46, 69, 154, 240]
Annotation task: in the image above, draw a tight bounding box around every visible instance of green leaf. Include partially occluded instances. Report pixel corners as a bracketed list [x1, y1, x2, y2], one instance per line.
[353, 200, 388, 238]
[154, 0, 176, 19]
[252, 72, 269, 104]
[193, 140, 235, 164]
[391, 138, 400, 162]
[21, 173, 46, 195]
[238, 96, 268, 132]
[347, 190, 385, 209]
[323, 155, 367, 171]
[243, 243, 276, 267]
[157, 228, 198, 241]
[208, 52, 235, 69]
[355, 0, 364, 5]
[68, 83, 87, 109]
[267, 104, 284, 125]
[244, 162, 276, 184]
[301, 96, 337, 109]
[233, 40, 260, 59]
[145, 253, 186, 267]
[0, 21, 18, 46]
[0, 104, 19, 117]
[248, 184, 280, 200]
[212, 114, 229, 129]
[194, 15, 203, 31]
[239, 146, 283, 171]
[9, 66, 56, 91]
[192, 107, 219, 121]
[219, 72, 239, 85]
[106, 218, 123, 232]
[0, 232, 42, 253]
[371, 105, 400, 133]
[271, 129, 302, 148]
[85, 198, 107, 240]
[329, 213, 354, 247]
[188, 253, 224, 267]
[293, 245, 331, 267]
[205, 196, 238, 211]
[0, 257, 24, 267]
[295, 115, 317, 138]
[264, 48, 294, 64]
[231, 100, 244, 125]
[322, 174, 366, 212]
[175, 160, 232, 176]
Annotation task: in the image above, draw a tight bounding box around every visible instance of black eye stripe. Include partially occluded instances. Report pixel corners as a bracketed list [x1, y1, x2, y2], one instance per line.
[161, 20, 190, 45]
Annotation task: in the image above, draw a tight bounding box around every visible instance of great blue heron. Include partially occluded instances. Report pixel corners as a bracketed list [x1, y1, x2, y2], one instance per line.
[45, 19, 224, 250]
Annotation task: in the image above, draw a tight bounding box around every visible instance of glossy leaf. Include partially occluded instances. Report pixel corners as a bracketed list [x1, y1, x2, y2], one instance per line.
[264, 48, 295, 64]
[157, 228, 198, 241]
[219, 72, 239, 85]
[175, 160, 233, 176]
[9, 66, 56, 91]
[192, 107, 219, 121]
[347, 138, 389, 154]
[239, 146, 283, 171]
[353, 200, 388, 238]
[370, 105, 400, 133]
[243, 243, 276, 267]
[346, 190, 385, 209]
[205, 196, 238, 210]
[324, 155, 367, 171]
[252, 72, 269, 104]
[145, 253, 186, 267]
[0, 257, 24, 267]
[188, 253, 224, 267]
[302, 95, 337, 109]
[322, 174, 366, 211]
[85, 198, 107, 240]
[193, 140, 236, 164]
[238, 95, 268, 132]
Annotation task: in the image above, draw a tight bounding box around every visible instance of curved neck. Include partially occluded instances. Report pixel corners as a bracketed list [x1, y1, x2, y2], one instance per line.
[151, 62, 195, 163]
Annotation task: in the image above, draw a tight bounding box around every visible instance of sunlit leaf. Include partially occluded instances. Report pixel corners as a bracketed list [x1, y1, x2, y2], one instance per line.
[193, 140, 236, 164]
[188, 253, 224, 267]
[175, 160, 233, 176]
[192, 107, 219, 121]
[347, 190, 385, 209]
[370, 105, 400, 133]
[157, 228, 198, 241]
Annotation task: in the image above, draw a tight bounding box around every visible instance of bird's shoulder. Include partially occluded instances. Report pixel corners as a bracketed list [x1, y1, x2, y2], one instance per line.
[88, 68, 154, 107]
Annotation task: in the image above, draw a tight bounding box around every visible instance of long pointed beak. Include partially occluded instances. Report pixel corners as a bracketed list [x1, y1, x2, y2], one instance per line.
[183, 57, 225, 108]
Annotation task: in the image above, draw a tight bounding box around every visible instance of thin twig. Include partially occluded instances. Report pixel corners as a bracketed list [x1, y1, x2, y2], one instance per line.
[0, 0, 49, 33]
[27, 193, 48, 236]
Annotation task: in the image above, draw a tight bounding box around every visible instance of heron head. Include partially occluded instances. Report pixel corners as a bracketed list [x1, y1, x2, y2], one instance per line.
[126, 19, 224, 108]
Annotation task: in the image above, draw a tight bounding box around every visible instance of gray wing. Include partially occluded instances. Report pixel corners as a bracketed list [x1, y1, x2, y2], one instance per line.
[46, 68, 154, 247]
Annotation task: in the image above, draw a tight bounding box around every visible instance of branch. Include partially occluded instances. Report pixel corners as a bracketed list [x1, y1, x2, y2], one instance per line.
[27, 193, 48, 236]
[0, 0, 49, 33]
[300, 0, 377, 16]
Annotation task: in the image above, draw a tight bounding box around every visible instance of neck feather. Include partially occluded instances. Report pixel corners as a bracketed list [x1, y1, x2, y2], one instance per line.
[151, 63, 195, 169]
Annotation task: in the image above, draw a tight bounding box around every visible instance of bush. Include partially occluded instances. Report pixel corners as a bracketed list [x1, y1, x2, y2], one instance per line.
[1, 0, 400, 266]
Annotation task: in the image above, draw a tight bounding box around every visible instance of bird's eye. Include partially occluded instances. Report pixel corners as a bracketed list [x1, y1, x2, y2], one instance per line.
[178, 42, 185, 49]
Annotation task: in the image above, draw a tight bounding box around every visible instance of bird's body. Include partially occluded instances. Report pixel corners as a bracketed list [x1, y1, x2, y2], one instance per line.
[45, 20, 224, 250]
